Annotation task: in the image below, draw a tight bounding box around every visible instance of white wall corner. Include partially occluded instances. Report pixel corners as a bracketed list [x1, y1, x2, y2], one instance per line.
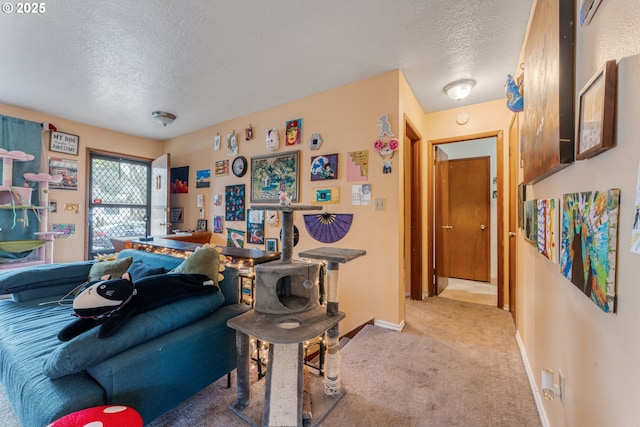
[374, 318, 405, 332]
[515, 330, 550, 427]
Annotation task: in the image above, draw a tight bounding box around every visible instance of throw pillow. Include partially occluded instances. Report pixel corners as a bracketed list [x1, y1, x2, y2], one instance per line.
[87, 257, 133, 281]
[170, 246, 225, 284]
[126, 261, 164, 282]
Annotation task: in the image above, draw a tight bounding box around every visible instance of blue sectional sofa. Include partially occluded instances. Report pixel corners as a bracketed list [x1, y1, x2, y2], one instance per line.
[0, 249, 250, 426]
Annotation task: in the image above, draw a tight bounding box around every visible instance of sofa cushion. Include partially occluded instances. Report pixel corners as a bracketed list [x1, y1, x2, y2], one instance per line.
[88, 257, 133, 281]
[170, 247, 224, 283]
[43, 288, 224, 379]
[126, 261, 164, 282]
[0, 261, 93, 301]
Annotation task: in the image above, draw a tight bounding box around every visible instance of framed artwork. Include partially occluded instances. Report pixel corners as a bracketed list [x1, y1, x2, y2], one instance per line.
[285, 118, 302, 146]
[170, 166, 189, 193]
[225, 184, 245, 221]
[196, 219, 207, 231]
[310, 153, 338, 181]
[576, 60, 617, 160]
[247, 210, 265, 244]
[518, 183, 526, 229]
[196, 169, 211, 188]
[265, 238, 278, 252]
[215, 160, 229, 176]
[560, 189, 620, 313]
[523, 200, 537, 245]
[250, 151, 300, 203]
[537, 198, 558, 262]
[227, 228, 245, 248]
[170, 207, 184, 223]
[522, 0, 575, 184]
[50, 131, 79, 156]
[213, 215, 223, 233]
[311, 187, 340, 204]
[49, 157, 78, 190]
[49, 200, 57, 213]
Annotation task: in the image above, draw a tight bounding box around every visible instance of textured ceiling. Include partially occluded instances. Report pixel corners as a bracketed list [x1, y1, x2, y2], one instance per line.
[0, 0, 533, 140]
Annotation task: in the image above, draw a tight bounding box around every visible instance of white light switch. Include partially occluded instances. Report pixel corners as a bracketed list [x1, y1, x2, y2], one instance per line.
[374, 198, 386, 211]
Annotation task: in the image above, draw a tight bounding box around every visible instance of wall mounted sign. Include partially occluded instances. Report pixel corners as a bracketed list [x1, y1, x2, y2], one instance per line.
[50, 131, 79, 156]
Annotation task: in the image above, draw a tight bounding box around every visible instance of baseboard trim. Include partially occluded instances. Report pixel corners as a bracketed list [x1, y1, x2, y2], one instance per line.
[374, 318, 405, 332]
[515, 330, 549, 427]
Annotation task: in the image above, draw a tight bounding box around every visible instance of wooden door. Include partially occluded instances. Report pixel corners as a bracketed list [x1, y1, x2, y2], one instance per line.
[508, 115, 519, 322]
[447, 157, 490, 282]
[150, 153, 170, 236]
[434, 146, 450, 295]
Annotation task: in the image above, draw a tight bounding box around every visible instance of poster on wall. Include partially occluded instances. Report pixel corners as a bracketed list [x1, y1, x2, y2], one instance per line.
[196, 169, 211, 188]
[537, 198, 558, 262]
[213, 215, 224, 233]
[247, 210, 265, 244]
[560, 189, 620, 313]
[352, 184, 371, 206]
[310, 154, 338, 181]
[523, 200, 537, 245]
[49, 157, 78, 190]
[347, 150, 368, 182]
[227, 228, 245, 248]
[225, 184, 245, 221]
[521, 0, 575, 184]
[170, 166, 189, 193]
[52, 223, 76, 238]
[285, 118, 302, 146]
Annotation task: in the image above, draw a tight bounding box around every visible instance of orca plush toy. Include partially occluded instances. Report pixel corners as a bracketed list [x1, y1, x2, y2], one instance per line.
[58, 273, 218, 341]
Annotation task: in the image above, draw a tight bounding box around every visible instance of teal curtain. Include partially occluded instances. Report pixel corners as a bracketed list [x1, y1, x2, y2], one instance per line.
[0, 115, 43, 241]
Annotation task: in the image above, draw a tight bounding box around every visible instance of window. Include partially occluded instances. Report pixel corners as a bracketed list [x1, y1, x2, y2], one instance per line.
[88, 152, 150, 258]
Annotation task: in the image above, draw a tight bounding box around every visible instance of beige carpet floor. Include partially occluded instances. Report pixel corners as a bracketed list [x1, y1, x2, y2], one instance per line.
[0, 297, 540, 426]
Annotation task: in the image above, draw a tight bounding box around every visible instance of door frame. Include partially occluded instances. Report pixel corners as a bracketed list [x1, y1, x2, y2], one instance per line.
[404, 116, 424, 300]
[426, 130, 505, 308]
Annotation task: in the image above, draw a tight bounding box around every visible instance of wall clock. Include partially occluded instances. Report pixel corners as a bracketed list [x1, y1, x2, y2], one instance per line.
[232, 156, 248, 177]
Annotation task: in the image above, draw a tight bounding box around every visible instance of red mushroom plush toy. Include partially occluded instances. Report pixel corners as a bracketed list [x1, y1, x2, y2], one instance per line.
[46, 405, 143, 427]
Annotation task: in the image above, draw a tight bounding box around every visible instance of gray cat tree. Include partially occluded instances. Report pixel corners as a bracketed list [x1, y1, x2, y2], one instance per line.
[228, 204, 365, 427]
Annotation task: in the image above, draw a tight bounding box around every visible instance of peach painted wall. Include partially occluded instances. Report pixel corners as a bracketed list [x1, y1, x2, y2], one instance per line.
[164, 71, 422, 334]
[516, 1, 640, 426]
[0, 103, 163, 263]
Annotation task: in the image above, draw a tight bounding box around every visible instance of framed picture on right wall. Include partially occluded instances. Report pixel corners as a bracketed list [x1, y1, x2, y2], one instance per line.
[576, 60, 617, 160]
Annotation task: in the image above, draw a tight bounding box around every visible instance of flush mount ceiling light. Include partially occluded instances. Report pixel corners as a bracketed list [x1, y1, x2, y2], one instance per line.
[151, 111, 177, 126]
[443, 79, 476, 101]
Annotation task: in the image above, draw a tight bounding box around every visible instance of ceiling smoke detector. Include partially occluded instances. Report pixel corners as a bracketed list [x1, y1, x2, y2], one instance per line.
[151, 111, 177, 126]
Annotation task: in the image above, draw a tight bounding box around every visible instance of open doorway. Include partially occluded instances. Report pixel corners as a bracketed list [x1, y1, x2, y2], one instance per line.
[428, 132, 505, 309]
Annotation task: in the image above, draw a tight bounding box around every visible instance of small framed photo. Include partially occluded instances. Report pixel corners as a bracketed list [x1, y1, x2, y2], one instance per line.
[50, 131, 79, 156]
[49, 200, 57, 213]
[196, 219, 208, 231]
[265, 238, 278, 252]
[170, 207, 184, 223]
[576, 59, 617, 160]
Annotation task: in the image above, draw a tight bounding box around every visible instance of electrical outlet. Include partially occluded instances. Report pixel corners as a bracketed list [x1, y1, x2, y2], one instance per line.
[374, 198, 386, 211]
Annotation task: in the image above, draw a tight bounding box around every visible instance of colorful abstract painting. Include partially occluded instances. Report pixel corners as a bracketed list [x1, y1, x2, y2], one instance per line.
[537, 198, 558, 262]
[225, 184, 245, 221]
[524, 200, 537, 245]
[560, 189, 620, 313]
